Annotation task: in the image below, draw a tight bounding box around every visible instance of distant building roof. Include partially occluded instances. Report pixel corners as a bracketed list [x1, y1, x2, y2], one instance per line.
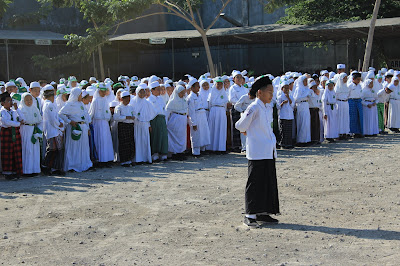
[110, 17, 400, 45]
[0, 30, 66, 41]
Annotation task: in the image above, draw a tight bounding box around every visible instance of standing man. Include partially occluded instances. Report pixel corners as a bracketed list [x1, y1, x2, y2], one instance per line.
[348, 72, 364, 138]
[235, 76, 280, 228]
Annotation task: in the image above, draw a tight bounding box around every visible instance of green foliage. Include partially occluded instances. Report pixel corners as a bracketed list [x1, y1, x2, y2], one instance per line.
[0, 0, 12, 19]
[270, 0, 400, 25]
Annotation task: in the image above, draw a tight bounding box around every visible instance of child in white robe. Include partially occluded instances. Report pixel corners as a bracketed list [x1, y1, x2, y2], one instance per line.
[187, 80, 211, 156]
[361, 79, 379, 136]
[166, 85, 188, 159]
[334, 73, 351, 139]
[322, 80, 339, 142]
[59, 88, 92, 172]
[207, 77, 228, 152]
[293, 75, 312, 145]
[132, 84, 157, 164]
[88, 83, 114, 166]
[19, 93, 43, 175]
[109, 101, 120, 162]
[387, 78, 400, 132]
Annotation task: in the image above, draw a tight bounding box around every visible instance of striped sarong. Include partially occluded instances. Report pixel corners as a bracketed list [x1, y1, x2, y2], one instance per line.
[348, 98, 363, 135]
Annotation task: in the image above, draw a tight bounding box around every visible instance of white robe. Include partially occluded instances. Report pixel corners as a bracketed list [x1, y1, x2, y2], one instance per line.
[59, 98, 93, 172]
[187, 92, 210, 152]
[387, 84, 400, 128]
[322, 89, 339, 139]
[89, 94, 114, 163]
[361, 87, 379, 135]
[334, 74, 350, 135]
[132, 96, 157, 163]
[294, 85, 311, 143]
[207, 87, 228, 151]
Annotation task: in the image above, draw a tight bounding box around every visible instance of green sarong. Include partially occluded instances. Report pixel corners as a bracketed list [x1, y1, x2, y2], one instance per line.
[377, 103, 385, 131]
[150, 115, 168, 155]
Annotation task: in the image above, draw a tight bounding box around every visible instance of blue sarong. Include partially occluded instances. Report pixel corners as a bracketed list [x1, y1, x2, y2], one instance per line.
[348, 98, 363, 135]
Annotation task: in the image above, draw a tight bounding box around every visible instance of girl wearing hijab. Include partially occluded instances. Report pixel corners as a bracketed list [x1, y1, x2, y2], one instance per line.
[187, 80, 211, 157]
[19, 93, 43, 176]
[109, 88, 124, 163]
[208, 78, 229, 153]
[59, 88, 92, 172]
[133, 84, 157, 164]
[160, 84, 170, 104]
[293, 75, 312, 145]
[387, 78, 400, 132]
[89, 83, 114, 167]
[361, 79, 379, 136]
[334, 73, 351, 140]
[199, 79, 211, 120]
[165, 85, 188, 159]
[55, 84, 68, 112]
[322, 80, 339, 142]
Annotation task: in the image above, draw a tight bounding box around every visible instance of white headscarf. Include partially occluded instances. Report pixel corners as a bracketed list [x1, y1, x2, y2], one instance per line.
[334, 73, 349, 93]
[68, 87, 82, 103]
[18, 93, 42, 124]
[293, 75, 311, 100]
[207, 82, 228, 106]
[165, 85, 187, 113]
[132, 87, 157, 122]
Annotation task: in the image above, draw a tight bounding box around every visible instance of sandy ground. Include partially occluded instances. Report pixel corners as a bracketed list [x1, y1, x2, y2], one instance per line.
[0, 134, 399, 265]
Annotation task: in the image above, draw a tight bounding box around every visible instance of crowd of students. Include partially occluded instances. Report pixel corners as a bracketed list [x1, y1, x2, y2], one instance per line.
[0, 64, 399, 180]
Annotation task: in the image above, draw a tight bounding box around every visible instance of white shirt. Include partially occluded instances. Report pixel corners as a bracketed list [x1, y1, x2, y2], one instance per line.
[234, 94, 254, 113]
[187, 92, 200, 127]
[276, 93, 295, 120]
[147, 94, 166, 116]
[228, 84, 248, 105]
[377, 88, 391, 103]
[0, 107, 20, 128]
[43, 100, 63, 139]
[235, 98, 277, 160]
[308, 90, 320, 109]
[89, 96, 112, 121]
[114, 103, 135, 123]
[348, 82, 362, 99]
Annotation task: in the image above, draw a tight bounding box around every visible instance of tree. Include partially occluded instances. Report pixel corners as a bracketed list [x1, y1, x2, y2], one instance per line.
[0, 0, 11, 19]
[264, 0, 400, 25]
[33, 0, 233, 78]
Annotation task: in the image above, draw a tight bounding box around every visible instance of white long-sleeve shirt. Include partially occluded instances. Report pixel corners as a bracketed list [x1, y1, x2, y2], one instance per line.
[234, 94, 254, 113]
[276, 93, 295, 120]
[89, 96, 112, 121]
[348, 82, 362, 99]
[228, 84, 248, 105]
[235, 98, 277, 160]
[377, 88, 391, 103]
[113, 103, 135, 123]
[147, 94, 166, 116]
[42, 100, 63, 139]
[0, 107, 20, 128]
[187, 92, 200, 127]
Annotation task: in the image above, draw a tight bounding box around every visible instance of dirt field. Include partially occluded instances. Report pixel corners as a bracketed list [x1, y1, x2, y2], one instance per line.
[1, 134, 399, 265]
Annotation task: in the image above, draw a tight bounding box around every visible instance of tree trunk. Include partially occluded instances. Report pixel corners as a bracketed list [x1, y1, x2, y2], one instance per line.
[98, 45, 105, 81]
[362, 0, 381, 72]
[200, 31, 215, 78]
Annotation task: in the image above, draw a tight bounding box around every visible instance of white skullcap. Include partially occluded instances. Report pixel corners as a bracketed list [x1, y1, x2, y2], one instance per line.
[5, 81, 16, 88]
[231, 70, 241, 78]
[320, 70, 328, 75]
[337, 64, 346, 69]
[131, 76, 139, 81]
[368, 67, 376, 72]
[82, 90, 89, 98]
[241, 70, 248, 76]
[109, 101, 118, 108]
[30, 82, 40, 88]
[148, 75, 159, 84]
[149, 81, 160, 89]
[89, 77, 97, 82]
[43, 84, 55, 92]
[186, 78, 198, 89]
[121, 91, 130, 98]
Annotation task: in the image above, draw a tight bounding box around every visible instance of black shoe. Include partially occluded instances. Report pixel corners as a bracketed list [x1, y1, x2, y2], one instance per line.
[131, 162, 136, 167]
[243, 217, 259, 228]
[121, 164, 131, 167]
[256, 214, 279, 224]
[4, 175, 18, 181]
[379, 131, 388, 135]
[327, 138, 335, 143]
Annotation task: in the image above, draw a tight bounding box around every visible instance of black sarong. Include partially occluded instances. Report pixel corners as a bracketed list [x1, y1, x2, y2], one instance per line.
[231, 109, 241, 148]
[118, 122, 135, 163]
[279, 119, 293, 147]
[310, 108, 320, 142]
[246, 159, 280, 215]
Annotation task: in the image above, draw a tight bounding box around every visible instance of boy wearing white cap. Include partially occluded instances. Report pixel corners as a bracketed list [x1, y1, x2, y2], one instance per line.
[147, 81, 169, 161]
[229, 70, 248, 152]
[113, 91, 136, 167]
[42, 85, 65, 175]
[29, 82, 42, 113]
